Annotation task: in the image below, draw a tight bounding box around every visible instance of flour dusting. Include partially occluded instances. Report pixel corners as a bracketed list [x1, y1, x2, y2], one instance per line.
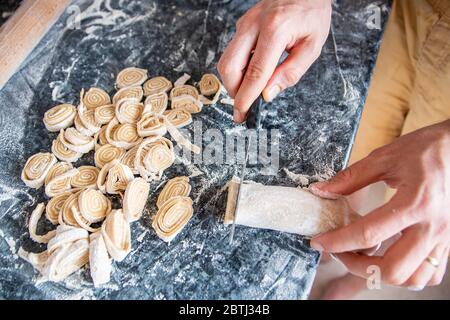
[0, 0, 387, 300]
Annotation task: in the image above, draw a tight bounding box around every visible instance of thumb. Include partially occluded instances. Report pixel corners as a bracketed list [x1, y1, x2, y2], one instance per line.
[309, 155, 384, 197]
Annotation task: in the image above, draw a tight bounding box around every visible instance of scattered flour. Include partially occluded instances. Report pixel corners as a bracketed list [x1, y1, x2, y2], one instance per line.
[136, 230, 148, 243]
[205, 49, 215, 67]
[0, 229, 18, 258]
[210, 104, 233, 120]
[283, 168, 336, 187]
[283, 168, 310, 187]
[187, 164, 204, 178]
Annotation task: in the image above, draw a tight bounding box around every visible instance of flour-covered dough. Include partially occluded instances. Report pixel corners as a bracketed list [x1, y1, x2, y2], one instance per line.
[224, 177, 359, 237]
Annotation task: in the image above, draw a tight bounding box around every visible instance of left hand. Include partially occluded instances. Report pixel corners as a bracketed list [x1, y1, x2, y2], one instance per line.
[310, 119, 450, 290]
[217, 0, 332, 122]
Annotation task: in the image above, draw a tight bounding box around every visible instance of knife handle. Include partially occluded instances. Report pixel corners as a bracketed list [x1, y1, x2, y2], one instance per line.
[246, 95, 263, 130]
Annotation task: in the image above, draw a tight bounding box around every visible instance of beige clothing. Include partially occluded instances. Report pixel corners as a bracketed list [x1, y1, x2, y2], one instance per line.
[350, 0, 450, 164]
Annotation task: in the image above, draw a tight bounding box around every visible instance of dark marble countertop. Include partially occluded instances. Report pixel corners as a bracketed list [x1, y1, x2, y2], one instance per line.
[0, 0, 389, 300]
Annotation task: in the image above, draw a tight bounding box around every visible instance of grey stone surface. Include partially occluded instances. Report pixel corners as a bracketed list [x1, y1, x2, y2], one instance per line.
[0, 0, 389, 299]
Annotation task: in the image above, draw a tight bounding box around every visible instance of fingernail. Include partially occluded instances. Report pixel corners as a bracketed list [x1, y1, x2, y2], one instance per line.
[310, 181, 327, 189]
[264, 85, 281, 102]
[408, 285, 425, 291]
[360, 243, 381, 256]
[310, 240, 323, 252]
[330, 253, 340, 262]
[309, 182, 341, 200]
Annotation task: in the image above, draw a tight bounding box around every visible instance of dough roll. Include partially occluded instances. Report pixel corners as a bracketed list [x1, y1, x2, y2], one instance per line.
[224, 177, 359, 237]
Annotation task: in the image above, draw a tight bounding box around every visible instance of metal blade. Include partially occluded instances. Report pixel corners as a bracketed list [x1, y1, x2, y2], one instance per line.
[229, 134, 252, 245]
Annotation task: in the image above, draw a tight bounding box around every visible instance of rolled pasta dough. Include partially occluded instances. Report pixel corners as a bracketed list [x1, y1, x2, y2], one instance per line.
[224, 177, 359, 237]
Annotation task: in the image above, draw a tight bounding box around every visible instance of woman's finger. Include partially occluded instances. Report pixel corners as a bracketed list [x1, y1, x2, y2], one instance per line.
[309, 153, 386, 198]
[263, 38, 321, 102]
[311, 193, 415, 253]
[233, 29, 287, 122]
[217, 23, 259, 98]
[378, 225, 437, 286]
[404, 243, 448, 290]
[332, 252, 381, 280]
[334, 225, 436, 287]
[428, 246, 449, 286]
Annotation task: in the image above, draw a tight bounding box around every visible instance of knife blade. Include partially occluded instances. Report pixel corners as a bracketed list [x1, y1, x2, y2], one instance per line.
[229, 95, 263, 245]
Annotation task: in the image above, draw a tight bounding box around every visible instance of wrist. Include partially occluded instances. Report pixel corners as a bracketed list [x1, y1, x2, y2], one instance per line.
[443, 119, 450, 131]
[437, 119, 450, 151]
[296, 0, 332, 9]
[320, 0, 332, 9]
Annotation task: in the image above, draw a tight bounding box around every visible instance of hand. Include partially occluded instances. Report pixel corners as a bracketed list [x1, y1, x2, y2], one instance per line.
[310, 119, 450, 290]
[217, 0, 332, 122]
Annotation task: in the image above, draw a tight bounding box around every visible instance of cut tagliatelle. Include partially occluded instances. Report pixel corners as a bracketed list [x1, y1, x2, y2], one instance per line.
[44, 162, 77, 198]
[71, 166, 99, 189]
[97, 160, 134, 194]
[171, 95, 203, 114]
[113, 86, 143, 104]
[78, 188, 111, 223]
[46, 238, 89, 282]
[157, 176, 191, 209]
[166, 121, 201, 154]
[70, 194, 102, 233]
[47, 225, 89, 254]
[101, 209, 131, 261]
[94, 104, 115, 124]
[83, 88, 111, 110]
[163, 109, 192, 128]
[170, 84, 199, 100]
[152, 196, 193, 242]
[45, 168, 78, 198]
[174, 73, 191, 87]
[135, 137, 174, 181]
[106, 118, 142, 150]
[21, 153, 57, 189]
[144, 92, 168, 114]
[143, 76, 172, 96]
[94, 125, 108, 150]
[115, 98, 144, 124]
[116, 67, 148, 89]
[137, 113, 167, 138]
[59, 128, 95, 154]
[45, 161, 73, 186]
[89, 231, 112, 287]
[59, 190, 83, 227]
[51, 136, 82, 163]
[94, 144, 126, 168]
[18, 248, 49, 273]
[199, 74, 221, 96]
[74, 114, 88, 136]
[20, 67, 214, 286]
[29, 203, 56, 243]
[121, 145, 139, 174]
[43, 225, 89, 282]
[78, 93, 101, 134]
[142, 138, 175, 179]
[123, 178, 150, 222]
[46, 191, 73, 225]
[198, 73, 222, 105]
[43, 104, 77, 132]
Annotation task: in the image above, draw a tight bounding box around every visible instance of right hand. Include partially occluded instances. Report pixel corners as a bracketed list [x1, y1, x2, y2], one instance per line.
[310, 119, 450, 289]
[217, 0, 332, 122]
